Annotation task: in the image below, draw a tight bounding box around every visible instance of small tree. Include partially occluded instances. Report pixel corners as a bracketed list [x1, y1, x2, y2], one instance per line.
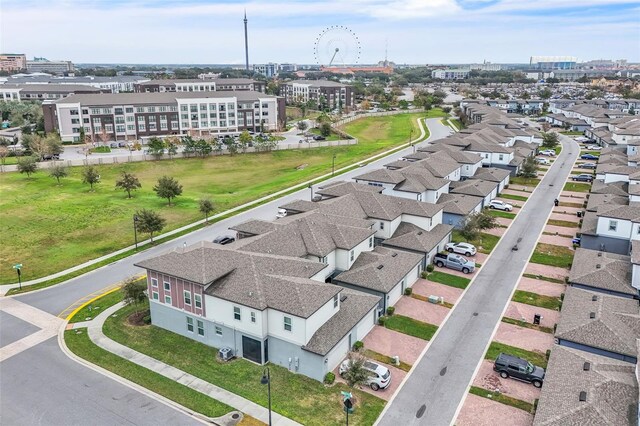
[520, 156, 539, 179]
[475, 210, 498, 232]
[134, 209, 166, 242]
[297, 121, 308, 133]
[238, 130, 253, 153]
[199, 198, 215, 222]
[459, 214, 481, 241]
[121, 277, 147, 314]
[17, 156, 38, 177]
[49, 164, 68, 184]
[82, 165, 101, 190]
[147, 137, 165, 157]
[320, 122, 332, 137]
[154, 175, 183, 205]
[541, 132, 559, 149]
[0, 146, 8, 165]
[115, 171, 141, 198]
[341, 351, 372, 389]
[165, 137, 179, 159]
[194, 139, 212, 157]
[182, 136, 197, 157]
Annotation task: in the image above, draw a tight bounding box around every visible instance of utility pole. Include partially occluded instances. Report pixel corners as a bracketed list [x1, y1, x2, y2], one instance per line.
[243, 10, 249, 71]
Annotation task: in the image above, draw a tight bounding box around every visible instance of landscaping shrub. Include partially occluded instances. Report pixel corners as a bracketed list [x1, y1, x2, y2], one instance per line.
[323, 372, 335, 385]
[426, 264, 435, 273]
[386, 306, 395, 316]
[378, 316, 387, 326]
[143, 314, 152, 325]
[545, 349, 551, 360]
[404, 287, 413, 296]
[352, 341, 364, 351]
[421, 271, 428, 279]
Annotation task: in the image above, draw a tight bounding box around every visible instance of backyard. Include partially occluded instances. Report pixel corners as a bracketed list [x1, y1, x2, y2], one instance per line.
[0, 110, 444, 284]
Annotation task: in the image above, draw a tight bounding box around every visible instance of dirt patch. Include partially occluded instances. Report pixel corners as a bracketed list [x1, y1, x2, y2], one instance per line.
[126, 309, 150, 326]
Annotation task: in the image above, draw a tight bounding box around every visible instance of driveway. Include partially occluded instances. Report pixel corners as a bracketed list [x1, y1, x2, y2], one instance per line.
[524, 263, 569, 281]
[494, 322, 554, 353]
[504, 302, 559, 329]
[333, 363, 406, 402]
[394, 296, 449, 327]
[412, 280, 464, 305]
[472, 360, 541, 403]
[362, 326, 427, 366]
[517, 277, 565, 298]
[456, 394, 533, 426]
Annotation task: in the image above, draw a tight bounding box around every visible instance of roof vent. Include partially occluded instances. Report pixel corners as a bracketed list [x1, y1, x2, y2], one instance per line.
[589, 312, 596, 319]
[597, 251, 602, 257]
[583, 362, 591, 371]
[579, 391, 587, 402]
[418, 231, 423, 235]
[391, 253, 398, 257]
[592, 295, 598, 302]
[377, 265, 384, 270]
[249, 291, 253, 297]
[340, 295, 347, 302]
[595, 264, 601, 269]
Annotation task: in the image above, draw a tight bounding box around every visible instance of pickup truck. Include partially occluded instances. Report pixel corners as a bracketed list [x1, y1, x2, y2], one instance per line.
[433, 253, 475, 274]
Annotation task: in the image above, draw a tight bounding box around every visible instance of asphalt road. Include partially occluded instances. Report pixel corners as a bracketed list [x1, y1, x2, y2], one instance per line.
[376, 136, 578, 426]
[1, 117, 451, 426]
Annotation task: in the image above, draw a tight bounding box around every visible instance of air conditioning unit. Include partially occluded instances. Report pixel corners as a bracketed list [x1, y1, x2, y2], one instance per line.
[218, 347, 234, 361]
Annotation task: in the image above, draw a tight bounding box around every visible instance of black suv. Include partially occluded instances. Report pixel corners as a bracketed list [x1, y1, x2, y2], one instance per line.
[493, 353, 545, 388]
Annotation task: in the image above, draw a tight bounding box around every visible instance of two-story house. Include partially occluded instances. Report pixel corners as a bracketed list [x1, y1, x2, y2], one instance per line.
[353, 166, 450, 203]
[581, 205, 640, 255]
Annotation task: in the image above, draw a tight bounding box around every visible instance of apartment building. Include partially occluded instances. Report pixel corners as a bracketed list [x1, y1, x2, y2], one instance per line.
[26, 58, 74, 74]
[282, 80, 353, 110]
[43, 91, 285, 142]
[134, 78, 265, 94]
[2, 75, 150, 93]
[0, 84, 105, 102]
[431, 69, 469, 80]
[0, 54, 27, 72]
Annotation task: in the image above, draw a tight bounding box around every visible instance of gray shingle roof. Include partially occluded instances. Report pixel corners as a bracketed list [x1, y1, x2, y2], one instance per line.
[230, 219, 278, 236]
[334, 246, 422, 293]
[278, 199, 318, 213]
[315, 181, 383, 198]
[313, 192, 443, 221]
[533, 345, 638, 426]
[568, 248, 635, 296]
[590, 180, 629, 196]
[597, 205, 640, 222]
[586, 194, 628, 212]
[302, 289, 380, 356]
[555, 287, 640, 357]
[449, 179, 498, 197]
[436, 193, 484, 215]
[632, 240, 640, 265]
[382, 222, 453, 254]
[472, 167, 511, 183]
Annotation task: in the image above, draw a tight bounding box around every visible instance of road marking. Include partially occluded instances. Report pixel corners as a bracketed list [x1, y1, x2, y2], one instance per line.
[57, 282, 125, 319]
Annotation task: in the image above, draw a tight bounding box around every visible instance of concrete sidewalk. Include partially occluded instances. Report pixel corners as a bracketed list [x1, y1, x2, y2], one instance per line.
[86, 303, 301, 426]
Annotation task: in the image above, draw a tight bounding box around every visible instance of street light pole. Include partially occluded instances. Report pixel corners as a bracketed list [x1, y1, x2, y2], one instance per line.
[261, 367, 272, 426]
[133, 214, 139, 249]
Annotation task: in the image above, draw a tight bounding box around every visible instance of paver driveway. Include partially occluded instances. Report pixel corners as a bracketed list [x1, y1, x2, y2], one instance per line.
[456, 394, 533, 426]
[362, 326, 427, 365]
[517, 277, 565, 298]
[524, 263, 569, 281]
[412, 279, 464, 304]
[473, 360, 541, 404]
[494, 322, 554, 353]
[394, 296, 449, 326]
[504, 301, 559, 329]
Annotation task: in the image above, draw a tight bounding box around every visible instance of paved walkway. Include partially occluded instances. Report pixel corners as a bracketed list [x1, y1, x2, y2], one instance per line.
[86, 303, 301, 426]
[376, 137, 578, 426]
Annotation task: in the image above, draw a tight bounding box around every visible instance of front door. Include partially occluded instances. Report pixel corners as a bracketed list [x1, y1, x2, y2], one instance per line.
[242, 336, 262, 364]
[264, 339, 269, 363]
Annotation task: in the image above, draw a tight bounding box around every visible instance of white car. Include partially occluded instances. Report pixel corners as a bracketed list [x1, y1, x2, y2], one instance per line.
[538, 150, 556, 156]
[587, 145, 602, 151]
[339, 359, 391, 391]
[535, 157, 550, 165]
[445, 242, 477, 256]
[489, 200, 513, 211]
[275, 208, 287, 219]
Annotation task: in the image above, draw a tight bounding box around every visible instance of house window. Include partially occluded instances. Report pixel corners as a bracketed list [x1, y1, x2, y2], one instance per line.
[184, 290, 191, 306]
[165, 295, 172, 304]
[164, 281, 170, 291]
[233, 306, 241, 321]
[194, 294, 202, 309]
[380, 221, 385, 230]
[334, 294, 339, 308]
[186, 317, 194, 332]
[284, 316, 292, 331]
[152, 291, 159, 300]
[151, 278, 158, 287]
[251, 312, 256, 323]
[369, 237, 373, 248]
[499, 154, 504, 161]
[350, 250, 354, 261]
[319, 256, 327, 264]
[609, 220, 618, 232]
[197, 320, 205, 336]
[215, 326, 222, 336]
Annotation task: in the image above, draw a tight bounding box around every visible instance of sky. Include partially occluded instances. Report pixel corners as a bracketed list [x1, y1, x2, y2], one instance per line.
[2, 0, 639, 65]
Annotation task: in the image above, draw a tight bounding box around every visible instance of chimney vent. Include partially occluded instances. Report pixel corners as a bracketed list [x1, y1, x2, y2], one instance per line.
[583, 362, 591, 371]
[595, 264, 601, 269]
[377, 265, 384, 270]
[579, 391, 587, 402]
[589, 312, 596, 319]
[592, 295, 598, 301]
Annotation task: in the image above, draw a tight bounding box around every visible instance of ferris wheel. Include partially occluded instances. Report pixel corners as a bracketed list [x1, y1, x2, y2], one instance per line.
[314, 25, 361, 67]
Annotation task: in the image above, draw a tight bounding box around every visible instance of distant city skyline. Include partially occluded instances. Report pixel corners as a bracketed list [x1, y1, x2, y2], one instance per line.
[2, 0, 639, 65]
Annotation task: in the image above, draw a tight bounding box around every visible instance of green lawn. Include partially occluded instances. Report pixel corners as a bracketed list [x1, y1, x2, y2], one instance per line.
[486, 210, 516, 220]
[363, 349, 412, 372]
[563, 182, 591, 193]
[509, 177, 541, 186]
[485, 342, 548, 369]
[560, 131, 584, 136]
[501, 317, 554, 334]
[452, 230, 500, 254]
[1, 112, 445, 284]
[423, 271, 470, 289]
[529, 243, 574, 268]
[68, 287, 125, 323]
[308, 127, 342, 141]
[65, 329, 234, 418]
[469, 386, 534, 413]
[103, 302, 385, 426]
[512, 290, 562, 310]
[546, 219, 579, 228]
[499, 193, 528, 202]
[1, 156, 20, 165]
[558, 201, 584, 208]
[383, 314, 438, 341]
[522, 273, 566, 284]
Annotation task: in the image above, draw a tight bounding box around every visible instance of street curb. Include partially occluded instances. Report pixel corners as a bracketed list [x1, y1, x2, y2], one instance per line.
[63, 286, 122, 320]
[449, 139, 578, 425]
[3, 115, 434, 291]
[57, 320, 212, 425]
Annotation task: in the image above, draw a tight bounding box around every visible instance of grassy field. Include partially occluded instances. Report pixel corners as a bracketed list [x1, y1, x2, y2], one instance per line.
[341, 110, 447, 145]
[530, 243, 574, 268]
[452, 230, 500, 254]
[546, 219, 579, 228]
[509, 177, 541, 186]
[384, 314, 438, 341]
[102, 302, 385, 426]
[68, 287, 124, 323]
[469, 386, 534, 413]
[563, 182, 591, 193]
[486, 210, 517, 220]
[485, 342, 548, 369]
[499, 193, 528, 202]
[308, 127, 341, 141]
[0, 111, 444, 284]
[423, 271, 471, 289]
[512, 290, 562, 310]
[522, 273, 566, 285]
[363, 349, 412, 372]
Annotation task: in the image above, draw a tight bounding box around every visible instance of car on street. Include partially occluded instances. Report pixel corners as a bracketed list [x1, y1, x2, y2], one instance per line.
[581, 153, 599, 160]
[538, 149, 556, 156]
[586, 145, 602, 150]
[212, 235, 235, 245]
[445, 242, 477, 256]
[276, 208, 288, 219]
[339, 359, 391, 391]
[433, 252, 475, 274]
[489, 200, 514, 211]
[580, 162, 597, 169]
[493, 353, 545, 388]
[313, 135, 326, 141]
[535, 157, 550, 165]
[572, 174, 594, 182]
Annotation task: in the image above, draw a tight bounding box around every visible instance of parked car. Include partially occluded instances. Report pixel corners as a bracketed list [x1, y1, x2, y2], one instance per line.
[580, 162, 597, 169]
[586, 145, 602, 151]
[535, 157, 550, 165]
[433, 253, 475, 274]
[110, 142, 118, 148]
[489, 200, 513, 212]
[572, 174, 594, 182]
[276, 208, 288, 219]
[339, 359, 391, 391]
[444, 242, 477, 257]
[212, 235, 235, 245]
[581, 153, 599, 160]
[493, 353, 545, 388]
[313, 135, 326, 141]
[538, 149, 556, 156]
[42, 153, 60, 160]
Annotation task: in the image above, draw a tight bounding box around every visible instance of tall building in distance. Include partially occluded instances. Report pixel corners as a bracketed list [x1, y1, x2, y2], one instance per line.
[0, 53, 27, 72]
[529, 56, 577, 70]
[26, 57, 74, 74]
[243, 11, 249, 71]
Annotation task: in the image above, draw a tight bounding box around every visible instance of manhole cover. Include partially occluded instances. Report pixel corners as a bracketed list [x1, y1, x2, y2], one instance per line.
[416, 404, 426, 418]
[231, 413, 240, 420]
